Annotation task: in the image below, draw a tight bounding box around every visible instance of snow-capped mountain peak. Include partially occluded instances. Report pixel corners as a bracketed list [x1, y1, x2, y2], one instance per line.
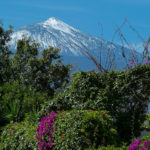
[10, 17, 102, 56]
[41, 17, 78, 34]
[9, 17, 141, 71]
[42, 17, 64, 26]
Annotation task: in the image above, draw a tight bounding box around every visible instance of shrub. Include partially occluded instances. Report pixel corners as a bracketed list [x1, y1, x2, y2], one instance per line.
[53, 110, 117, 150]
[128, 138, 150, 150]
[0, 81, 48, 127]
[0, 120, 38, 150]
[36, 112, 57, 150]
[40, 71, 105, 115]
[42, 64, 150, 144]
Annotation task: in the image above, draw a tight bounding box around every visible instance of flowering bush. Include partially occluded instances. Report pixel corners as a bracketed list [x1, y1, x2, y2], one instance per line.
[36, 112, 57, 150]
[43, 65, 150, 144]
[53, 110, 117, 150]
[0, 120, 38, 150]
[128, 138, 150, 150]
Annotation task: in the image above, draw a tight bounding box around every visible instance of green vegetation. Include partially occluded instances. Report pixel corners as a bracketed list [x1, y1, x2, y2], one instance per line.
[11, 38, 71, 97]
[0, 25, 12, 85]
[42, 65, 150, 144]
[0, 24, 150, 150]
[53, 110, 117, 150]
[0, 81, 47, 127]
[0, 120, 38, 149]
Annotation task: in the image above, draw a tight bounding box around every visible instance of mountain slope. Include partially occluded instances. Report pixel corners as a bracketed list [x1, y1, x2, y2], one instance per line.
[9, 17, 141, 71]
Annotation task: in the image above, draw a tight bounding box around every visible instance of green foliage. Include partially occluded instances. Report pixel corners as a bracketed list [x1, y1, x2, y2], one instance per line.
[142, 114, 150, 128]
[0, 81, 48, 127]
[85, 145, 127, 150]
[0, 120, 38, 150]
[43, 65, 150, 144]
[140, 132, 150, 144]
[0, 27, 72, 149]
[0, 25, 12, 85]
[53, 110, 117, 150]
[40, 72, 105, 114]
[0, 25, 149, 149]
[11, 38, 71, 97]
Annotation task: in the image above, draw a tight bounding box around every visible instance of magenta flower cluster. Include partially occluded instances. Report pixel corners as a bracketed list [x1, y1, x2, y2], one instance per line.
[128, 59, 150, 69]
[36, 112, 57, 150]
[128, 138, 150, 150]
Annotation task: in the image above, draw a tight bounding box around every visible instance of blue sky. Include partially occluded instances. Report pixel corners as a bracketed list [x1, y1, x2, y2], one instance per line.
[0, 0, 150, 48]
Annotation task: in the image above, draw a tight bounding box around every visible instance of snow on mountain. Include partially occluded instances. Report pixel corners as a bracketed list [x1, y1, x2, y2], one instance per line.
[42, 17, 79, 34]
[9, 17, 141, 71]
[10, 17, 104, 56]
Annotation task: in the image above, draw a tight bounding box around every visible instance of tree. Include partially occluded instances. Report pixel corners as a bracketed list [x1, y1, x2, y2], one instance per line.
[11, 38, 71, 97]
[0, 24, 12, 85]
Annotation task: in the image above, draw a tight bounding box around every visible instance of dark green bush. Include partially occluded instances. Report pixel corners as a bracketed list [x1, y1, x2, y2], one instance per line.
[0, 120, 38, 150]
[52, 110, 117, 150]
[42, 65, 150, 144]
[0, 81, 48, 128]
[40, 72, 105, 115]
